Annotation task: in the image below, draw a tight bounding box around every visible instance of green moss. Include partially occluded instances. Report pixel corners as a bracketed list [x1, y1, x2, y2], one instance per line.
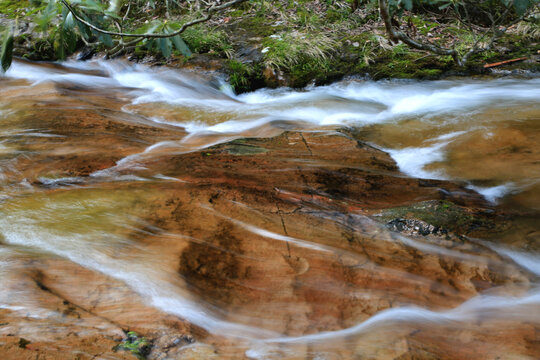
[409, 16, 440, 36]
[288, 58, 332, 87]
[325, 8, 348, 23]
[296, 8, 321, 28]
[0, 0, 30, 19]
[113, 331, 151, 360]
[182, 26, 233, 56]
[268, 30, 456, 86]
[374, 200, 497, 234]
[236, 16, 283, 38]
[369, 48, 454, 80]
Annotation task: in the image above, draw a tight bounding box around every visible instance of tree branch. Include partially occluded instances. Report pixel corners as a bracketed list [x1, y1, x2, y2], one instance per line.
[59, 0, 247, 39]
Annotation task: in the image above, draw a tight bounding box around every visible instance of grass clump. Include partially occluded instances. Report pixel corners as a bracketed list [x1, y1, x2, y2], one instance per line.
[227, 59, 257, 92]
[512, 19, 540, 40]
[182, 26, 233, 58]
[262, 31, 337, 71]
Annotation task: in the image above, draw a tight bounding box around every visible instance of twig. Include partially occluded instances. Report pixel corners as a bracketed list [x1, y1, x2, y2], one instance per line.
[122, 0, 131, 22]
[107, 36, 143, 56]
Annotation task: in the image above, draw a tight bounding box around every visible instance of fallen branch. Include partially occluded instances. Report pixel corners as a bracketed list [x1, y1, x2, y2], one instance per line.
[484, 56, 528, 68]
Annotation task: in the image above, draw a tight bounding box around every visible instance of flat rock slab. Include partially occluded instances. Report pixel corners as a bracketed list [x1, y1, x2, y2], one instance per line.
[0, 92, 538, 359]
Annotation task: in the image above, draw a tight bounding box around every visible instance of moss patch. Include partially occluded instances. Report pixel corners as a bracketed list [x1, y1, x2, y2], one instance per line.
[373, 200, 504, 235]
[113, 331, 151, 360]
[234, 16, 284, 38]
[0, 0, 30, 19]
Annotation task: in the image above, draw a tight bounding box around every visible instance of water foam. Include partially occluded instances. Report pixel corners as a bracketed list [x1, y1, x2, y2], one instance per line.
[6, 60, 540, 134]
[467, 183, 515, 203]
[4, 59, 540, 199]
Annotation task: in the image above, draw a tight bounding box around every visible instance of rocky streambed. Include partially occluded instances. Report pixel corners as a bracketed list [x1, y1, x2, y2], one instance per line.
[1, 60, 540, 359]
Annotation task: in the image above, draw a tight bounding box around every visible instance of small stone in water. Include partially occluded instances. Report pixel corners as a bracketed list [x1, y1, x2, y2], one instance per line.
[18, 338, 31, 348]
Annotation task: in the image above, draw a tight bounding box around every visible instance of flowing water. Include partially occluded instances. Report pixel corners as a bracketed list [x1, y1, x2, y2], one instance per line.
[1, 59, 540, 359]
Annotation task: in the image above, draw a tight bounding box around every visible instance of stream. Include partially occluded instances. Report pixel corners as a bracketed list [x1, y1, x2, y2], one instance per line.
[1, 59, 540, 359]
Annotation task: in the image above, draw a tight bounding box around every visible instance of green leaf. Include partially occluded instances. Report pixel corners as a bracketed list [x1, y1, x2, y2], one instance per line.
[75, 19, 90, 40]
[513, 0, 531, 16]
[64, 12, 75, 29]
[55, 26, 78, 60]
[103, 10, 122, 19]
[171, 35, 192, 57]
[166, 21, 183, 31]
[55, 28, 66, 59]
[37, 0, 58, 32]
[1, 29, 14, 73]
[107, 0, 123, 14]
[401, 0, 413, 11]
[78, 0, 105, 12]
[26, 5, 47, 17]
[158, 37, 172, 58]
[94, 31, 113, 47]
[135, 21, 161, 35]
[66, 28, 78, 53]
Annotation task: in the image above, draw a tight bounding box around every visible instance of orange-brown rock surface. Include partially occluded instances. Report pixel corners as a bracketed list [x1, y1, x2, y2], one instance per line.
[1, 76, 539, 360]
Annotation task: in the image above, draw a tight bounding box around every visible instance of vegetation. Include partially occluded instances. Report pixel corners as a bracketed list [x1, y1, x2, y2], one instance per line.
[379, 0, 540, 65]
[113, 331, 151, 359]
[375, 200, 499, 235]
[0, 0, 539, 89]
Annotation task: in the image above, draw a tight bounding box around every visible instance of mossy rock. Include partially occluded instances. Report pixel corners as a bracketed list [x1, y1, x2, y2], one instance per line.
[369, 50, 453, 80]
[234, 16, 284, 38]
[14, 37, 56, 61]
[373, 200, 508, 235]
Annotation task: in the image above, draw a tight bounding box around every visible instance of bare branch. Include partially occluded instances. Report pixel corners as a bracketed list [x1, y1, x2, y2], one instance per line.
[59, 0, 247, 39]
[122, 0, 131, 22]
[107, 36, 143, 56]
